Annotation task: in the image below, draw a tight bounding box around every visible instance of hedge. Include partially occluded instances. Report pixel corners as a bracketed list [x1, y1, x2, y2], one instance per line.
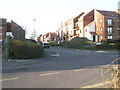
[9, 39, 44, 59]
[62, 37, 96, 49]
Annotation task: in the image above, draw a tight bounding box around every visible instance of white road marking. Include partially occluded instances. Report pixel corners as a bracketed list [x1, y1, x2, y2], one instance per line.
[39, 72, 60, 76]
[50, 53, 60, 57]
[95, 51, 108, 53]
[73, 69, 85, 71]
[82, 81, 111, 88]
[0, 77, 19, 82]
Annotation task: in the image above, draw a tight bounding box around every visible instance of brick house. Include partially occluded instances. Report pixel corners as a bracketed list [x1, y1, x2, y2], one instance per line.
[0, 18, 25, 40]
[10, 20, 25, 39]
[39, 32, 56, 43]
[0, 19, 7, 41]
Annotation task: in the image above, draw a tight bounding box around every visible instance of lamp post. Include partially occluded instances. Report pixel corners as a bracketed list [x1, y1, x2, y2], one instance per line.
[32, 19, 37, 40]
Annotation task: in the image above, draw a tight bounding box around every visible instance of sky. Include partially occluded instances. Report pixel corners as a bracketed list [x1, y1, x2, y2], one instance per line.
[0, 0, 119, 38]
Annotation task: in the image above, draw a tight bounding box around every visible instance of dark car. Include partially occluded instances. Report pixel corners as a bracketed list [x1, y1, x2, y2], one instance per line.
[42, 43, 49, 48]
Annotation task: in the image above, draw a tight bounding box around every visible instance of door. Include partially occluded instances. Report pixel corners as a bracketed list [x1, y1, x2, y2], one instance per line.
[93, 35, 95, 42]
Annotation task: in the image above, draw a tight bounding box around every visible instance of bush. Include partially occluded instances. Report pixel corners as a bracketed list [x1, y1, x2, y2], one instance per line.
[62, 37, 96, 49]
[96, 42, 120, 50]
[9, 39, 44, 59]
[96, 42, 109, 50]
[107, 39, 120, 43]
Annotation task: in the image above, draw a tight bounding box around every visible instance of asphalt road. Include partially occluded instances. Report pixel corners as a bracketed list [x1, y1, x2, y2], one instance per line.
[2, 46, 119, 88]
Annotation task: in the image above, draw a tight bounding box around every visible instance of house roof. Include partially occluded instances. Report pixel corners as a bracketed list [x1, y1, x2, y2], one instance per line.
[89, 32, 97, 35]
[84, 21, 95, 27]
[66, 12, 84, 23]
[96, 10, 119, 17]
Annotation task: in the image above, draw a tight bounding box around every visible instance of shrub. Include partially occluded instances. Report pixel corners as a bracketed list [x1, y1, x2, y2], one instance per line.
[96, 42, 120, 50]
[62, 37, 96, 49]
[96, 42, 109, 50]
[9, 39, 44, 59]
[107, 39, 120, 43]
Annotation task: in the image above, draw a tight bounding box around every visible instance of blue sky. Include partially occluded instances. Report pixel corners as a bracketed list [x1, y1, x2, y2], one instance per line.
[0, 0, 119, 38]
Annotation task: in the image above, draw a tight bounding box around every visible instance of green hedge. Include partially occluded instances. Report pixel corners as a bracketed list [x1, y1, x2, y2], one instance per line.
[62, 37, 96, 49]
[9, 39, 44, 59]
[96, 42, 120, 50]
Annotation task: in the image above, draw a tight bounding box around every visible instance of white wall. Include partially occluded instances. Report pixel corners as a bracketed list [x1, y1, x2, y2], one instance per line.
[84, 22, 98, 42]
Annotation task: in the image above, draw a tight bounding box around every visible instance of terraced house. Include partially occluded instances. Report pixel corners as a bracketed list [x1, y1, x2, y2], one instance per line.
[62, 9, 120, 42]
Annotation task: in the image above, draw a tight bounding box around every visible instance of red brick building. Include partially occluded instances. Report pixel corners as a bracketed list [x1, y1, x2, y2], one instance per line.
[0, 18, 25, 40]
[38, 32, 56, 43]
[77, 9, 120, 42]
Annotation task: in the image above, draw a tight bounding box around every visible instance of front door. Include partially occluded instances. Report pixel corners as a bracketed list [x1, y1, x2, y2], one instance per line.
[93, 35, 95, 42]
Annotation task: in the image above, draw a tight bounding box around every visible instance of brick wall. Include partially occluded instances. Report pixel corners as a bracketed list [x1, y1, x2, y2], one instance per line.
[11, 20, 25, 39]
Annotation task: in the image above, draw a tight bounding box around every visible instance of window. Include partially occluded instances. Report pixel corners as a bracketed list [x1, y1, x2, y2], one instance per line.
[0, 33, 2, 36]
[18, 28, 20, 31]
[80, 30, 81, 33]
[100, 28, 103, 31]
[107, 19, 112, 25]
[117, 28, 120, 30]
[0, 26, 2, 30]
[117, 20, 120, 22]
[108, 27, 112, 34]
[100, 36, 102, 39]
[100, 19, 103, 23]
[108, 36, 112, 39]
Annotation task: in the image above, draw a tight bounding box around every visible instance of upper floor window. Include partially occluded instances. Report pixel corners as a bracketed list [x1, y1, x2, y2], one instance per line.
[107, 19, 112, 25]
[80, 30, 81, 33]
[100, 19, 103, 23]
[0, 26, 2, 30]
[0, 33, 2, 36]
[108, 27, 112, 34]
[100, 28, 103, 32]
[117, 28, 120, 30]
[118, 36, 120, 38]
[100, 36, 102, 39]
[117, 20, 120, 22]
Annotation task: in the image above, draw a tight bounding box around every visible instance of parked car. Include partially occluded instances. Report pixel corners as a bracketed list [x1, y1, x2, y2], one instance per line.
[42, 43, 49, 48]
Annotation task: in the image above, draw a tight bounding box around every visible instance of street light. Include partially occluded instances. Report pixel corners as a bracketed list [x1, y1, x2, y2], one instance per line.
[32, 19, 37, 40]
[33, 19, 36, 31]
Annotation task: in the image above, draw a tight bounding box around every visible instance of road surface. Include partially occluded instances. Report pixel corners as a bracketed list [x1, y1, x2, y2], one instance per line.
[2, 46, 118, 88]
